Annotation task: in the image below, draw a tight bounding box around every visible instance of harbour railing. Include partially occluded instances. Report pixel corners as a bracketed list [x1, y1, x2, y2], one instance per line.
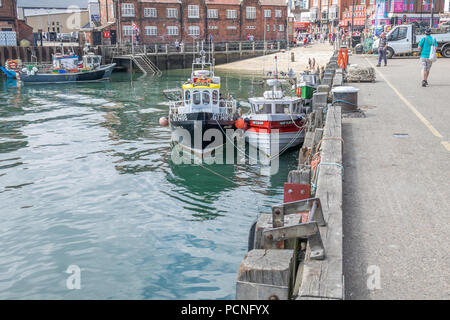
[106, 40, 287, 58]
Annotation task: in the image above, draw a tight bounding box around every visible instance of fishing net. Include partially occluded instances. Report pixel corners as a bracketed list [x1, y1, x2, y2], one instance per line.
[345, 64, 376, 82]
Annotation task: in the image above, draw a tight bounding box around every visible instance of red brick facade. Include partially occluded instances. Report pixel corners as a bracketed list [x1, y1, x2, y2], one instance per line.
[0, 0, 33, 43]
[98, 0, 287, 44]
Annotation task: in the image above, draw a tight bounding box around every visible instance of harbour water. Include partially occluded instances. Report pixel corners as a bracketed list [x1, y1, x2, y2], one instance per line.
[0, 71, 299, 299]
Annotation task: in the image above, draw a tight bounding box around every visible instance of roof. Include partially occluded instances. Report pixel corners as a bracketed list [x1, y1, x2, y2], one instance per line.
[260, 0, 288, 6]
[18, 0, 88, 8]
[205, 0, 242, 5]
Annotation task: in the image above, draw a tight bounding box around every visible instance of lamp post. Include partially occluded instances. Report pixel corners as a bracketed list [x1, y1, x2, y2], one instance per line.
[430, 0, 434, 28]
[351, 0, 355, 36]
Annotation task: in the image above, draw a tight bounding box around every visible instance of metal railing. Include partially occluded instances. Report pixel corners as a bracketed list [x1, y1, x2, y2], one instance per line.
[108, 40, 287, 57]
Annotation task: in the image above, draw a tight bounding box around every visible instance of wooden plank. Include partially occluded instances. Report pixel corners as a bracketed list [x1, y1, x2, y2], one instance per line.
[236, 249, 294, 300]
[297, 105, 344, 300]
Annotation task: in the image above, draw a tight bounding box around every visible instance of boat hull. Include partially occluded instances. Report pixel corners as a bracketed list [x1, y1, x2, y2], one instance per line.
[245, 117, 305, 157]
[169, 112, 237, 155]
[246, 130, 305, 158]
[20, 64, 116, 84]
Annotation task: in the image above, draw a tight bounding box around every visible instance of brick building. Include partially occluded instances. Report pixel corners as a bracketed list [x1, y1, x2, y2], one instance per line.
[0, 0, 33, 45]
[97, 0, 288, 44]
[205, 0, 241, 42]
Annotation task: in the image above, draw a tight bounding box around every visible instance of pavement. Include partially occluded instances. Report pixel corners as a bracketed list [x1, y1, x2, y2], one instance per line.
[215, 42, 335, 75]
[342, 54, 450, 299]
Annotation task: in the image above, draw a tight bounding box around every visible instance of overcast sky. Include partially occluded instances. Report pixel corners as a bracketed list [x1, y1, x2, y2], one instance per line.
[17, 0, 89, 8]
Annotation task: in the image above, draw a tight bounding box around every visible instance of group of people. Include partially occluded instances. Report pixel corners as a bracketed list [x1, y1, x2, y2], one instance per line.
[292, 31, 339, 47]
[376, 28, 437, 87]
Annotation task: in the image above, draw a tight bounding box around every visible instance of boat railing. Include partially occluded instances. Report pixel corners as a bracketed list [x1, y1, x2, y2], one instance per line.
[170, 99, 236, 115]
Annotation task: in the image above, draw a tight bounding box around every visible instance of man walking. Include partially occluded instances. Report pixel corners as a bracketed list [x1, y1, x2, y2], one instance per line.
[418, 28, 437, 87]
[376, 32, 388, 67]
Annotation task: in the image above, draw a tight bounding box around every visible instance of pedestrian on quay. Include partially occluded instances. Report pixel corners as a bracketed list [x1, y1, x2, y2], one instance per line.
[376, 32, 388, 67]
[175, 39, 180, 52]
[418, 28, 438, 87]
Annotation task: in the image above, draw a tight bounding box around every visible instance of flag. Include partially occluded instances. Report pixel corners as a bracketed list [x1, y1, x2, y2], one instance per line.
[132, 23, 138, 31]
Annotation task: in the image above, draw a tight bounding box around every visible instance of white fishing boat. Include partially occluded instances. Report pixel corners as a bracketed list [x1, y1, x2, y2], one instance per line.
[244, 78, 306, 158]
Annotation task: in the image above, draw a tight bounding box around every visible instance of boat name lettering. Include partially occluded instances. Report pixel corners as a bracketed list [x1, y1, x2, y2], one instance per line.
[213, 113, 234, 121]
[170, 114, 188, 121]
[252, 121, 264, 125]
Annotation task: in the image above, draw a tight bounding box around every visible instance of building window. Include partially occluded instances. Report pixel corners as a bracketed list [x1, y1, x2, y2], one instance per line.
[361, 0, 365, 4]
[266, 24, 270, 32]
[144, 8, 157, 18]
[145, 26, 157, 36]
[123, 25, 133, 36]
[264, 10, 271, 18]
[279, 24, 284, 31]
[313, 0, 318, 6]
[122, 3, 135, 17]
[273, 24, 276, 31]
[275, 10, 282, 18]
[207, 9, 218, 19]
[246, 7, 256, 19]
[167, 26, 178, 35]
[227, 9, 237, 19]
[188, 5, 200, 18]
[110, 4, 115, 20]
[188, 26, 200, 36]
[167, 8, 178, 18]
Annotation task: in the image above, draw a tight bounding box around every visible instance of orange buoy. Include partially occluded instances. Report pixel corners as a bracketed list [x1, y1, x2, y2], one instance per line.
[159, 117, 169, 127]
[296, 87, 302, 97]
[235, 118, 245, 129]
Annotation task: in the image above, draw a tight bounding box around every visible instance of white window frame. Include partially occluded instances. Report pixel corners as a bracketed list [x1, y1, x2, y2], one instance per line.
[167, 26, 177, 36]
[264, 10, 271, 18]
[267, 24, 270, 32]
[279, 24, 284, 31]
[167, 8, 178, 18]
[275, 10, 282, 18]
[207, 9, 218, 19]
[167, 26, 179, 36]
[122, 25, 133, 36]
[273, 24, 276, 31]
[188, 5, 200, 18]
[121, 3, 135, 17]
[246, 7, 256, 19]
[145, 26, 157, 36]
[144, 8, 157, 18]
[188, 26, 200, 36]
[227, 9, 237, 19]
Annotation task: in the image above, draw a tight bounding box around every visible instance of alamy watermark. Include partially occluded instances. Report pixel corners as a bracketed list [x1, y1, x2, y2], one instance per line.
[366, 265, 381, 290]
[170, 123, 283, 175]
[66, 265, 81, 290]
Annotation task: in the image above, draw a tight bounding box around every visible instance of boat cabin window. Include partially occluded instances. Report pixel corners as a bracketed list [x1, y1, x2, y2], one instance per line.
[212, 90, 218, 104]
[254, 103, 272, 114]
[185, 91, 190, 102]
[293, 102, 301, 113]
[202, 91, 210, 105]
[275, 103, 291, 114]
[193, 91, 201, 105]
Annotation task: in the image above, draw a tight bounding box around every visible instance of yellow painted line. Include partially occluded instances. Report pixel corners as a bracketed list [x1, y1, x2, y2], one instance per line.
[365, 58, 448, 151]
[441, 141, 450, 152]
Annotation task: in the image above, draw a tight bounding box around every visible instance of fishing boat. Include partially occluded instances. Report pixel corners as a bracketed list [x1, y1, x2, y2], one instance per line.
[167, 49, 239, 155]
[243, 78, 306, 158]
[1, 46, 115, 84]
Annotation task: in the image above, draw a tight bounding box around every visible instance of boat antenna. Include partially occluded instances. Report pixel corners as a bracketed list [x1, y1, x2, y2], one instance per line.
[275, 56, 278, 80]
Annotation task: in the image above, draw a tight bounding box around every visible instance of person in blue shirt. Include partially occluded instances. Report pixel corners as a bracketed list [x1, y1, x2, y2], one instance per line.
[418, 28, 438, 87]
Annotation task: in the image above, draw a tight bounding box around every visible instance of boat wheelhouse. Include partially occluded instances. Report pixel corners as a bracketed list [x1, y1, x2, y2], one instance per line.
[245, 79, 306, 157]
[169, 50, 238, 155]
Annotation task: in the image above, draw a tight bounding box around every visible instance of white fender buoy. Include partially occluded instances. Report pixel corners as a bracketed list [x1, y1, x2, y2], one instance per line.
[159, 117, 169, 127]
